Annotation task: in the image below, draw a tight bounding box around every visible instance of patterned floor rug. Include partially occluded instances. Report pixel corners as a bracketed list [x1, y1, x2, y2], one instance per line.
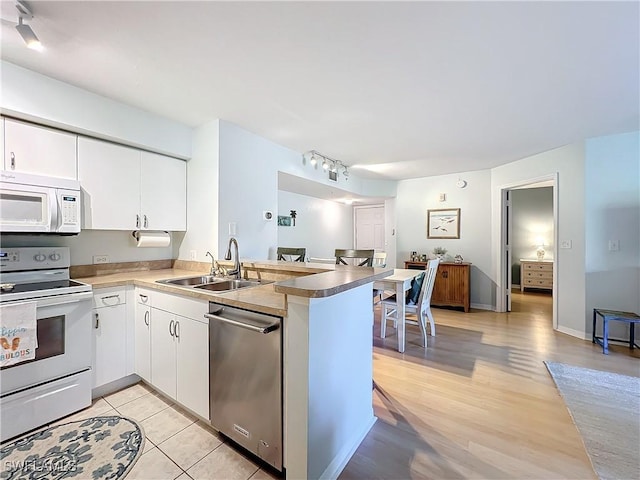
[545, 362, 640, 480]
[0, 416, 144, 479]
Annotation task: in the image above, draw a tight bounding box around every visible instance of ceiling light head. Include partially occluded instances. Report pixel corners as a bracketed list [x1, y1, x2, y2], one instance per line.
[15, 2, 42, 51]
[16, 18, 41, 50]
[322, 159, 329, 170]
[310, 154, 317, 166]
[342, 166, 349, 177]
[330, 161, 337, 173]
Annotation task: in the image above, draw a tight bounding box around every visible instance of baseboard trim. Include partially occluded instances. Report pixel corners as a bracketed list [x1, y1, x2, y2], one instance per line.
[556, 325, 589, 341]
[318, 414, 377, 480]
[91, 374, 140, 399]
[471, 303, 494, 311]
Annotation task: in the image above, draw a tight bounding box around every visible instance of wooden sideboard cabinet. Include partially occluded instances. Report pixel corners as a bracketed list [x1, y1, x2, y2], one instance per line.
[520, 259, 553, 292]
[404, 261, 471, 312]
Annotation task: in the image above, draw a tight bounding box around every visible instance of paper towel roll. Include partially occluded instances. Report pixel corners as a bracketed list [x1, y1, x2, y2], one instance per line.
[134, 231, 171, 248]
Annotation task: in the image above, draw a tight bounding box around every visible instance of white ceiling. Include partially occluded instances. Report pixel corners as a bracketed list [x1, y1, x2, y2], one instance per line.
[1, 1, 638, 181]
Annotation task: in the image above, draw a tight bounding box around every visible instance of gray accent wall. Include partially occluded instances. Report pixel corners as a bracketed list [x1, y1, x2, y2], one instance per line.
[511, 187, 554, 284]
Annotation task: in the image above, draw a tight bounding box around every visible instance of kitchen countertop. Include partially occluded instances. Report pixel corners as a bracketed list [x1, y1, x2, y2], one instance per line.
[76, 262, 393, 316]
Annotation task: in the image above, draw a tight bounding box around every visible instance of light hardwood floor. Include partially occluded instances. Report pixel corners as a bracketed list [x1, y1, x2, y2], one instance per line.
[341, 291, 640, 479]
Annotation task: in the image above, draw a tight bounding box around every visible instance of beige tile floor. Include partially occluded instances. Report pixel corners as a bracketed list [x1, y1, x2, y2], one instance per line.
[54, 382, 278, 480]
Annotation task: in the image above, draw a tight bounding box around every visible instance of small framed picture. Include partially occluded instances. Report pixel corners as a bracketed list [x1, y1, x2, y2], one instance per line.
[277, 215, 292, 227]
[427, 208, 460, 239]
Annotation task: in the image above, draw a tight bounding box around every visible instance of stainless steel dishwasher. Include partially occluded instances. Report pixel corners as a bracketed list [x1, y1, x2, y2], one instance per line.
[205, 303, 283, 471]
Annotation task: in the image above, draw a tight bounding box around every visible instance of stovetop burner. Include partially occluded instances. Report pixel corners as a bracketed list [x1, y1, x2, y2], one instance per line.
[0, 280, 87, 295]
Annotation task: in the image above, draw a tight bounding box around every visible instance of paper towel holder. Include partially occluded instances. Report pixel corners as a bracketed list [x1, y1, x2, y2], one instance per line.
[131, 230, 169, 240]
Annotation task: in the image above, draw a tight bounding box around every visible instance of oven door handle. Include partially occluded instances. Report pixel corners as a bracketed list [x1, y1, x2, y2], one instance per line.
[31, 291, 93, 308]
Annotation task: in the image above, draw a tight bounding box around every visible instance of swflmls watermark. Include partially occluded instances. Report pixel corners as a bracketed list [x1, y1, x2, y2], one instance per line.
[4, 458, 77, 473]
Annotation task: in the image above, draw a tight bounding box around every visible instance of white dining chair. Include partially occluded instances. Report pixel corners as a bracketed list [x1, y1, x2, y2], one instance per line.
[372, 252, 388, 304]
[380, 258, 440, 349]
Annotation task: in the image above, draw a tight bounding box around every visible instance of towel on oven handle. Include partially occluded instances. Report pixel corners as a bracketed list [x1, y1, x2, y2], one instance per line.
[0, 301, 37, 367]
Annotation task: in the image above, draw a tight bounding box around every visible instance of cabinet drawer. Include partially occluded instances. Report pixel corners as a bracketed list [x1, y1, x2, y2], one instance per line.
[522, 262, 553, 272]
[523, 278, 553, 288]
[523, 271, 553, 280]
[93, 286, 126, 308]
[136, 288, 154, 306]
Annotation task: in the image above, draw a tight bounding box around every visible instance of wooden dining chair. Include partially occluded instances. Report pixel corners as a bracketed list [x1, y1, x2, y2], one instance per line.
[334, 249, 375, 267]
[277, 247, 306, 262]
[381, 258, 440, 349]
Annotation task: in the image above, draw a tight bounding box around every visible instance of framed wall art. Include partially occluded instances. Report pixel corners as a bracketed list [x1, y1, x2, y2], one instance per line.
[427, 208, 460, 239]
[277, 215, 292, 227]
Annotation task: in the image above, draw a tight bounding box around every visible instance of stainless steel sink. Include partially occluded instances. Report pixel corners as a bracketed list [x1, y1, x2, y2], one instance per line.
[158, 275, 219, 286]
[156, 275, 271, 292]
[194, 280, 262, 292]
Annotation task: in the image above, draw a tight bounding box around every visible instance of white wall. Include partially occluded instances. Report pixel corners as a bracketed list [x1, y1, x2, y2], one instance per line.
[217, 120, 397, 260]
[1, 61, 192, 159]
[0, 62, 193, 267]
[276, 190, 353, 260]
[177, 120, 220, 262]
[395, 169, 494, 309]
[491, 143, 586, 337]
[0, 231, 177, 265]
[585, 131, 640, 339]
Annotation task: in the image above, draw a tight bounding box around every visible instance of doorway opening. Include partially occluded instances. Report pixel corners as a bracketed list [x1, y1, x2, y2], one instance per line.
[499, 174, 558, 329]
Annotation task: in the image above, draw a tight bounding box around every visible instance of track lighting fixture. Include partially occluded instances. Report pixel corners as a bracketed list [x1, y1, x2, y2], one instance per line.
[302, 150, 350, 181]
[15, 1, 42, 51]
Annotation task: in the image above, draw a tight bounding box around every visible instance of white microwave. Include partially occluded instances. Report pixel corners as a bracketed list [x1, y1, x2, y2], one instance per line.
[0, 172, 81, 234]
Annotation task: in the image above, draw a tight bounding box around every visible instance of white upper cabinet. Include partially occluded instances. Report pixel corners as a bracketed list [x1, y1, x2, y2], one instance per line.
[4, 118, 77, 179]
[78, 137, 187, 231]
[140, 151, 186, 231]
[78, 137, 140, 230]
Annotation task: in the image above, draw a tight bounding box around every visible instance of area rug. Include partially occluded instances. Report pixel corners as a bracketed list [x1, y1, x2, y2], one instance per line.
[544, 361, 640, 480]
[0, 416, 144, 479]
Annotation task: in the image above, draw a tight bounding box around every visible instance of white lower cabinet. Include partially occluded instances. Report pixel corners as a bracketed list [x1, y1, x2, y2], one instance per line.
[151, 309, 209, 419]
[134, 290, 152, 382]
[92, 287, 127, 388]
[150, 308, 178, 398]
[174, 314, 209, 419]
[137, 289, 209, 420]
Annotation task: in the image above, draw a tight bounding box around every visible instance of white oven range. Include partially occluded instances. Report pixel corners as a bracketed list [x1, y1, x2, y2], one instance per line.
[0, 247, 92, 442]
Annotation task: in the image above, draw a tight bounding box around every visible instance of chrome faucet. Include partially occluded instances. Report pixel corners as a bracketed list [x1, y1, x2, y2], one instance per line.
[224, 237, 241, 279]
[205, 251, 216, 275]
[206, 251, 227, 276]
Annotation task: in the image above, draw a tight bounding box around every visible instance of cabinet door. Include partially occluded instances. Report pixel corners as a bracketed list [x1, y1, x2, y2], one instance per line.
[78, 137, 141, 229]
[140, 152, 186, 231]
[135, 302, 152, 382]
[150, 308, 177, 399]
[93, 304, 127, 388]
[175, 315, 209, 420]
[4, 119, 77, 179]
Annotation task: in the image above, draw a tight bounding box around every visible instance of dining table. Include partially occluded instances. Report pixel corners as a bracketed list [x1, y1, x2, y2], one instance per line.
[373, 268, 424, 353]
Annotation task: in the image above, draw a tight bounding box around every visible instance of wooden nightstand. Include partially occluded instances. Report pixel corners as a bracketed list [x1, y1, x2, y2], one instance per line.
[520, 259, 553, 292]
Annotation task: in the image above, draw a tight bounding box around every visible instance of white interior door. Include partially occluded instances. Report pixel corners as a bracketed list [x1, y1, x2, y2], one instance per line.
[355, 206, 385, 251]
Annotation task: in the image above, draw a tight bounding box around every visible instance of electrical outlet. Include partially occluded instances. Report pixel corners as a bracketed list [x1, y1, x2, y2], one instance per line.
[93, 255, 109, 264]
[190, 250, 197, 260]
[560, 240, 572, 249]
[608, 240, 620, 251]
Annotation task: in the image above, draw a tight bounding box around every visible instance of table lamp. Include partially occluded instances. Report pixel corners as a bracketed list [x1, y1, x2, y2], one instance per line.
[536, 238, 546, 261]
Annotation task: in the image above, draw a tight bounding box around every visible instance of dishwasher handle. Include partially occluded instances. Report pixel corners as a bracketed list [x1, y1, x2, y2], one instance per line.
[204, 312, 280, 334]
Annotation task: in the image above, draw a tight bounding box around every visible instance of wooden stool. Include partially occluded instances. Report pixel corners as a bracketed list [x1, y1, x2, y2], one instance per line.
[592, 308, 640, 354]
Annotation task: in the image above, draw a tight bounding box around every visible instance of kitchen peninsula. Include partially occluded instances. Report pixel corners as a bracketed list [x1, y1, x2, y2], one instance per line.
[77, 260, 392, 479]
